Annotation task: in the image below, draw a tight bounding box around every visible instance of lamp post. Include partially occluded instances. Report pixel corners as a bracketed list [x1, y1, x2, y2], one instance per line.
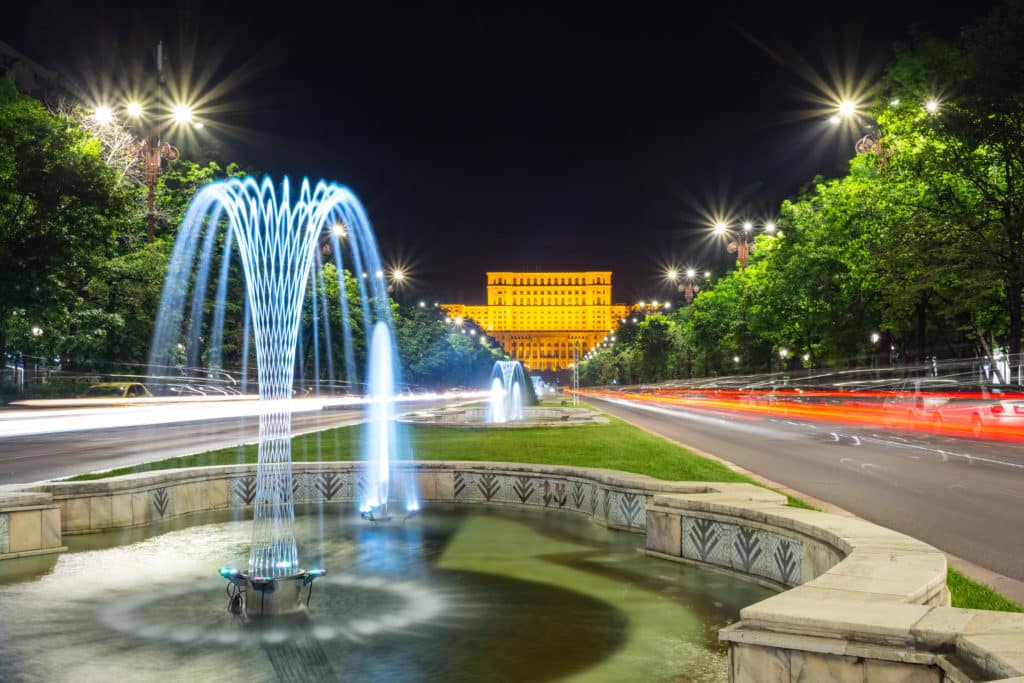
[714, 221, 770, 272]
[124, 42, 204, 242]
[679, 267, 701, 305]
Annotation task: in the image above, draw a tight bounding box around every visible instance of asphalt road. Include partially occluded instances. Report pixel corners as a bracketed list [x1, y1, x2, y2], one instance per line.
[0, 398, 459, 485]
[590, 395, 1024, 586]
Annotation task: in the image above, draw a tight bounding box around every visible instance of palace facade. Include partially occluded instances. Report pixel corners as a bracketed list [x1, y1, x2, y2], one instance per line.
[442, 271, 630, 372]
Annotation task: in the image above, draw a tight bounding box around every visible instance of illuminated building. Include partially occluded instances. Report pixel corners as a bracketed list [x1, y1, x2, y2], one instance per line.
[442, 272, 630, 372]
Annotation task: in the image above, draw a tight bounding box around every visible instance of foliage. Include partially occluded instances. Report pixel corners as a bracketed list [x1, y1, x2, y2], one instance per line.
[0, 77, 134, 366]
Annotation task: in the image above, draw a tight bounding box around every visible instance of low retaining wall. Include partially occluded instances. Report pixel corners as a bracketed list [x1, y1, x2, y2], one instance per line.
[3, 461, 1022, 682]
[0, 491, 65, 559]
[400, 406, 608, 427]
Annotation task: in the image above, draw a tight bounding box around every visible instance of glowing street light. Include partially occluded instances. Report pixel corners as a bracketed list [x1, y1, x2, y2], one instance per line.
[838, 100, 856, 118]
[390, 268, 405, 282]
[925, 99, 939, 114]
[172, 103, 194, 124]
[332, 223, 347, 238]
[125, 101, 144, 118]
[31, 326, 43, 337]
[779, 348, 789, 359]
[419, 301, 426, 308]
[92, 105, 114, 125]
[764, 222, 776, 234]
[685, 268, 696, 279]
[870, 332, 880, 344]
[713, 222, 728, 236]
[666, 268, 679, 282]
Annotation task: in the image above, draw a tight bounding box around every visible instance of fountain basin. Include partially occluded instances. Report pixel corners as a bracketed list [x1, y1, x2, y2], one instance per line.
[8, 461, 1023, 682]
[0, 505, 771, 682]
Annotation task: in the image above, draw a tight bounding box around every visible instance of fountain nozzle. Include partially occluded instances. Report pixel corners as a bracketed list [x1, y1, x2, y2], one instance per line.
[218, 567, 327, 617]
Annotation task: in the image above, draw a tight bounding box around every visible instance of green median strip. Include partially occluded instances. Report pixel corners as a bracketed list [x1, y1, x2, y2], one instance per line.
[64, 408, 1022, 612]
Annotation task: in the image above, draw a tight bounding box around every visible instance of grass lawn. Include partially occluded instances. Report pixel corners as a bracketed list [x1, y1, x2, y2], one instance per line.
[948, 568, 1023, 612]
[65, 409, 1020, 612]
[71, 415, 752, 484]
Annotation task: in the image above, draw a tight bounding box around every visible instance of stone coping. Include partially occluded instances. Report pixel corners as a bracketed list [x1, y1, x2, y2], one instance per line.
[3, 460, 1021, 681]
[398, 406, 609, 428]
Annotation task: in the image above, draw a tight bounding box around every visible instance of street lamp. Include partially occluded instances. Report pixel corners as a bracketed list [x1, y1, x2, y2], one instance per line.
[678, 268, 701, 305]
[714, 221, 765, 272]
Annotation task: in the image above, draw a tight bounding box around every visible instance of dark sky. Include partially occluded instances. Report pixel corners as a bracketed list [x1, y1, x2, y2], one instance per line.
[4, 1, 998, 303]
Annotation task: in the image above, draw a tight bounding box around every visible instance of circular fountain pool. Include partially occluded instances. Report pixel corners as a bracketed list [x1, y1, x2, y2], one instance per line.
[0, 506, 772, 682]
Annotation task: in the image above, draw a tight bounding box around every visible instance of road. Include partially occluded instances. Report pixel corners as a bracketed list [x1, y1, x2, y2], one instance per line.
[589, 395, 1024, 588]
[0, 398, 462, 485]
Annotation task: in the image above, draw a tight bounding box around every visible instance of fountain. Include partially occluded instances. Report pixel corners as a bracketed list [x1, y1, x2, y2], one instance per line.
[487, 360, 527, 423]
[149, 176, 416, 616]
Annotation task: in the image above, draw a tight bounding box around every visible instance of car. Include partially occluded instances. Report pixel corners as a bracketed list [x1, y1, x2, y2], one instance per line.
[83, 382, 152, 399]
[935, 384, 1024, 437]
[881, 378, 960, 430]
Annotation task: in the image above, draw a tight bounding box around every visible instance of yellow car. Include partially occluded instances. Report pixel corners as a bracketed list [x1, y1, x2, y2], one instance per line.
[83, 382, 152, 399]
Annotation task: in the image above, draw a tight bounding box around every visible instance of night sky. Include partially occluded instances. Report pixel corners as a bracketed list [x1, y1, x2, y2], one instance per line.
[4, 1, 998, 303]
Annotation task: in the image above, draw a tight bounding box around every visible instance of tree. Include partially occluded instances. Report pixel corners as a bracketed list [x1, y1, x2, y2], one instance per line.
[874, 0, 1024, 368]
[0, 77, 133, 365]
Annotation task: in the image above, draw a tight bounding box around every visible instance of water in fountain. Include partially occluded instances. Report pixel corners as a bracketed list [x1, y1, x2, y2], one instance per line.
[149, 176, 417, 586]
[487, 360, 527, 423]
